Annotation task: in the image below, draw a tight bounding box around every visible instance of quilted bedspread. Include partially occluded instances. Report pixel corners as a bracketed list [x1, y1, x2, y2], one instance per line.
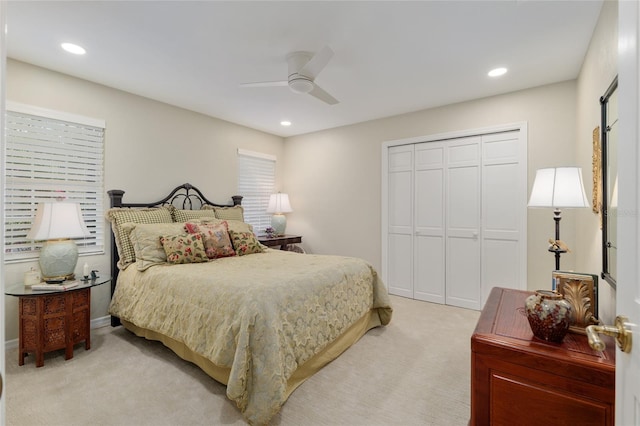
[109, 249, 392, 424]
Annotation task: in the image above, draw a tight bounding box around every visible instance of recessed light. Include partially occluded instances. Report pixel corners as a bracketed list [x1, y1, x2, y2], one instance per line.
[280, 121, 292, 126]
[61, 43, 86, 55]
[488, 67, 507, 77]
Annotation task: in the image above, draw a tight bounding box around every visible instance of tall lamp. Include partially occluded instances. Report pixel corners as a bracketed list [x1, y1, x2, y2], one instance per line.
[266, 193, 292, 236]
[27, 202, 90, 281]
[528, 167, 590, 270]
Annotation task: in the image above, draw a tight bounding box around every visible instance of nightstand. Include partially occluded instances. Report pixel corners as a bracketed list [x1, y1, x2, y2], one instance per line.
[258, 234, 302, 250]
[5, 276, 111, 367]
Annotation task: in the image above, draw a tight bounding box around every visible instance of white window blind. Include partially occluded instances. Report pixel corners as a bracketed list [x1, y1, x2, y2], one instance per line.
[5, 105, 105, 262]
[238, 149, 275, 234]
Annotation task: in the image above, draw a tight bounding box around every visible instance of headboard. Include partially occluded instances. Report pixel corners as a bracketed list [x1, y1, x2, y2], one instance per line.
[107, 183, 242, 325]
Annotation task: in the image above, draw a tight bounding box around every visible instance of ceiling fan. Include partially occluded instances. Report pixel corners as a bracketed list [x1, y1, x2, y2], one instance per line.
[240, 46, 339, 105]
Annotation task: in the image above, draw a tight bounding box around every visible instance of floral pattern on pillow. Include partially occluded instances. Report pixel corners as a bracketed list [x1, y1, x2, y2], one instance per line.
[229, 230, 265, 256]
[160, 233, 208, 264]
[184, 221, 236, 259]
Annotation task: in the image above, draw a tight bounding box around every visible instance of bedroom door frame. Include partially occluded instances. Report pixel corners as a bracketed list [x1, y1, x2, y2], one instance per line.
[1, 2, 7, 422]
[381, 122, 528, 309]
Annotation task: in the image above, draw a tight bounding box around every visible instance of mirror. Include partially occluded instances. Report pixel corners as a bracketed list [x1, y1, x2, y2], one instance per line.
[601, 76, 618, 289]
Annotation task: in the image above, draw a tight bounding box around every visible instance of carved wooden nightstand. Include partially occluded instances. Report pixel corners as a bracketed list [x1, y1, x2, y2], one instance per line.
[6, 276, 111, 367]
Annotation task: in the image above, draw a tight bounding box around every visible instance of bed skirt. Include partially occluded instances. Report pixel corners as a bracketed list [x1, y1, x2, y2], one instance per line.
[120, 307, 382, 401]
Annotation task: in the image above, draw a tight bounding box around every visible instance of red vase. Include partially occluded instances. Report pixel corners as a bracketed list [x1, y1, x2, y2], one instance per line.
[525, 290, 572, 343]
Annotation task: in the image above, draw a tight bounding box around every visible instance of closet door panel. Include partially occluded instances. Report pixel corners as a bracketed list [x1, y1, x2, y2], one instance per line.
[481, 132, 525, 306]
[388, 233, 413, 298]
[387, 145, 413, 297]
[414, 142, 445, 303]
[447, 138, 481, 309]
[388, 146, 413, 235]
[446, 236, 481, 309]
[414, 235, 445, 303]
[484, 239, 520, 300]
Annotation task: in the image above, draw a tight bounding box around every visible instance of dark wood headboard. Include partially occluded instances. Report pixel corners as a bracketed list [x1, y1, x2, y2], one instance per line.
[107, 183, 242, 326]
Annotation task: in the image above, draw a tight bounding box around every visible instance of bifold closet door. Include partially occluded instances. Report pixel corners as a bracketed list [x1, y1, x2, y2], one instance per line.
[481, 131, 526, 307]
[414, 142, 445, 303]
[387, 145, 413, 298]
[446, 137, 482, 310]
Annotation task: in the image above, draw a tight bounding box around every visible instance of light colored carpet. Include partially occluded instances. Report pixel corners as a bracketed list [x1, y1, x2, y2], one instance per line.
[6, 295, 480, 426]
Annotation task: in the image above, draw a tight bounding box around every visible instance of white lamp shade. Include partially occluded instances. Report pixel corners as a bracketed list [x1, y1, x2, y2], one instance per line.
[266, 193, 293, 214]
[528, 167, 590, 208]
[27, 202, 90, 240]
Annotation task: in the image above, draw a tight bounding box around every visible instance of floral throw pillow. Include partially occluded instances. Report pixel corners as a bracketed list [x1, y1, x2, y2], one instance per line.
[229, 230, 265, 256]
[160, 234, 208, 264]
[184, 221, 235, 259]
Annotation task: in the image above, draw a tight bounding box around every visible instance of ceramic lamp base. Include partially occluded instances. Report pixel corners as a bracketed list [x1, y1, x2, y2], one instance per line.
[39, 239, 79, 281]
[271, 214, 287, 236]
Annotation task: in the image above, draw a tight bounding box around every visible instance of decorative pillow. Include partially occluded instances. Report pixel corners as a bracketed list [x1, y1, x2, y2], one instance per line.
[228, 230, 265, 256]
[172, 209, 218, 223]
[188, 218, 254, 234]
[106, 207, 173, 270]
[123, 222, 186, 271]
[211, 205, 244, 222]
[160, 234, 208, 264]
[184, 221, 235, 259]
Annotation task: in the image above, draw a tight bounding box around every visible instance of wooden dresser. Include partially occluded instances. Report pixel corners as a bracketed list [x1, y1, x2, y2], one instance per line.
[471, 287, 615, 426]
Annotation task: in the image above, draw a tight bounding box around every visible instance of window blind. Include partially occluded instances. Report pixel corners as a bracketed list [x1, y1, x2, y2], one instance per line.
[237, 149, 275, 234]
[5, 106, 105, 262]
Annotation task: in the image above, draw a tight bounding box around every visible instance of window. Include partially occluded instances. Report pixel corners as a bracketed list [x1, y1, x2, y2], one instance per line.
[237, 149, 275, 233]
[4, 103, 105, 262]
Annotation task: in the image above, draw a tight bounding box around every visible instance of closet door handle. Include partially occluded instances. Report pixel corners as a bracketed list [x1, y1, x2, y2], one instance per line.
[472, 232, 478, 240]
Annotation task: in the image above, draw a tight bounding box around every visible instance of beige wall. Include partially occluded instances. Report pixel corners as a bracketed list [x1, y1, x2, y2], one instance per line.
[4, 60, 284, 341]
[285, 80, 578, 292]
[575, 0, 618, 323]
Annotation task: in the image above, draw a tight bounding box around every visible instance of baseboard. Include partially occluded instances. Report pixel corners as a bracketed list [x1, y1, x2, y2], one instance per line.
[4, 315, 111, 350]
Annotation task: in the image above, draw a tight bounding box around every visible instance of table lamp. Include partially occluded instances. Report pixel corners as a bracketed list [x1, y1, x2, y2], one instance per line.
[26, 202, 90, 281]
[266, 193, 292, 236]
[528, 167, 590, 270]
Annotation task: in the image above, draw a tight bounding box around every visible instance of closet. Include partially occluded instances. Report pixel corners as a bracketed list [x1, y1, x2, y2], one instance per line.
[383, 125, 527, 310]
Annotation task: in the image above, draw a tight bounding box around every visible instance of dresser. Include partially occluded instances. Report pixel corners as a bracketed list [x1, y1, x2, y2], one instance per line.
[471, 287, 615, 425]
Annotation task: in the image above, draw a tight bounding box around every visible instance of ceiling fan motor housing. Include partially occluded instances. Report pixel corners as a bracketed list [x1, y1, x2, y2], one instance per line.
[287, 51, 314, 93]
[289, 77, 314, 94]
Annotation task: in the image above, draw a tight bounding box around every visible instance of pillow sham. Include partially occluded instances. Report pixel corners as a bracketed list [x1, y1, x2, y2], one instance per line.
[160, 233, 208, 264]
[123, 222, 186, 271]
[184, 221, 235, 259]
[188, 218, 254, 234]
[106, 207, 173, 270]
[172, 208, 218, 223]
[228, 230, 265, 256]
[201, 205, 244, 222]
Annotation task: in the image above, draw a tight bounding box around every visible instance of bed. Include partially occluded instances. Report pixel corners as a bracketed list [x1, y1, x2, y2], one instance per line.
[106, 183, 393, 425]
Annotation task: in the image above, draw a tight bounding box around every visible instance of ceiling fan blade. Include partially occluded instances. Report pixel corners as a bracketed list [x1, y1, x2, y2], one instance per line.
[299, 45, 334, 79]
[308, 83, 339, 105]
[239, 80, 288, 88]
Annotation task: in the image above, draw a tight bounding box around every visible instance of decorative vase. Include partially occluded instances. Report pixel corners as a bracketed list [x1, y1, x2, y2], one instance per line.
[525, 290, 572, 343]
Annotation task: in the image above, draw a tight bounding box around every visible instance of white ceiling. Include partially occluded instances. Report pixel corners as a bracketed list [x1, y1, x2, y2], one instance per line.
[7, 1, 603, 138]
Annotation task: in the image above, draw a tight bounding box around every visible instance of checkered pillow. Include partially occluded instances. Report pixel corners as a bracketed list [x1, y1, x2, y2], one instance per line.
[172, 209, 218, 223]
[106, 207, 173, 270]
